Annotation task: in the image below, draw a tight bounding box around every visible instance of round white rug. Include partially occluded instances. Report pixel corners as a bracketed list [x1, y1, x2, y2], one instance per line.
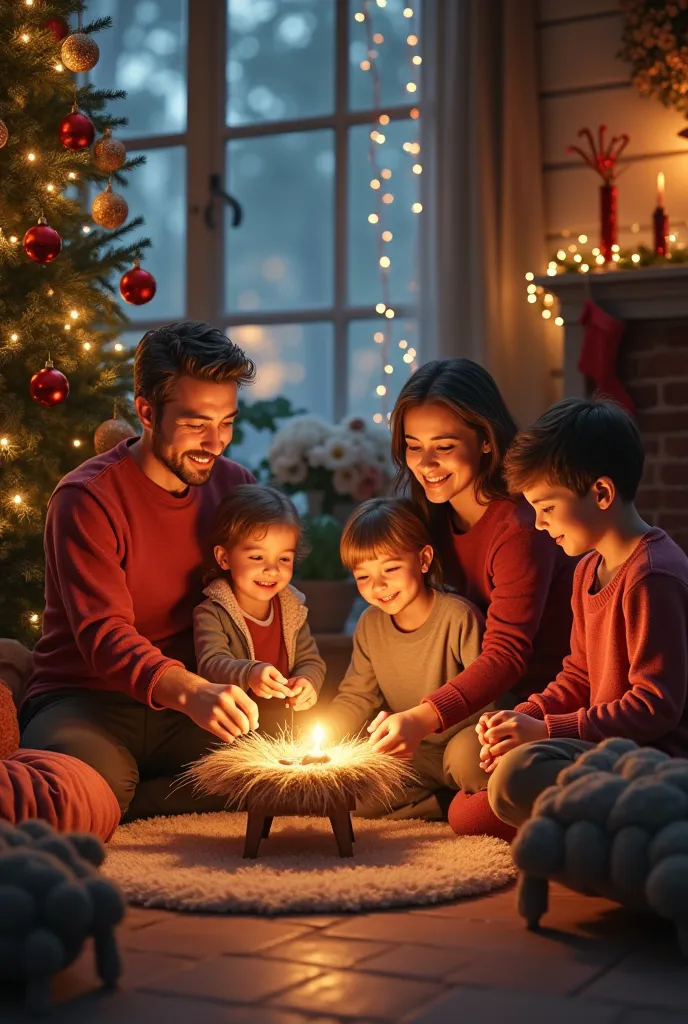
[105, 812, 515, 914]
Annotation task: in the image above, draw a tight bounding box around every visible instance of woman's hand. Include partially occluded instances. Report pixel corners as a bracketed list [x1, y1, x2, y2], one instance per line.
[367, 703, 441, 759]
[287, 676, 318, 711]
[477, 710, 548, 772]
[247, 662, 292, 700]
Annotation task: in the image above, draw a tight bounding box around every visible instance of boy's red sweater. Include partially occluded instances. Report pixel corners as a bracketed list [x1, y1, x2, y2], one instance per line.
[517, 528, 688, 756]
[26, 440, 253, 707]
[426, 499, 575, 728]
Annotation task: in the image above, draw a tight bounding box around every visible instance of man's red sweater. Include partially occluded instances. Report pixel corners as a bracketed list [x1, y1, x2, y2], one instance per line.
[516, 528, 688, 756]
[26, 440, 253, 707]
[426, 499, 575, 728]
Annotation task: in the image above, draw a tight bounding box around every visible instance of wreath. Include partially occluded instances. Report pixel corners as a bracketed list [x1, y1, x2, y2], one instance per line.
[619, 1, 688, 116]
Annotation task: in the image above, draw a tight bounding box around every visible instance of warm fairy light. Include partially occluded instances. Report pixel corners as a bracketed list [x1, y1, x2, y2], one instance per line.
[360, 59, 371, 70]
[527, 284, 536, 294]
[46, 183, 55, 192]
[611, 244, 620, 253]
[557, 249, 566, 259]
[375, 133, 385, 144]
[403, 6, 414, 14]
[70, 309, 79, 319]
[632, 253, 641, 263]
[384, 364, 393, 374]
[542, 309, 552, 319]
[64, 323, 71, 331]
[412, 163, 422, 174]
[581, 264, 589, 272]
[555, 316, 564, 326]
[370, 178, 380, 189]
[543, 294, 554, 305]
[384, 308, 395, 318]
[354, 11, 365, 21]
[30, 614, 39, 624]
[379, 113, 389, 125]
[527, 294, 537, 303]
[25, 0, 34, 6]
[27, 152, 36, 162]
[373, 32, 384, 43]
[410, 107, 419, 119]
[68, 172, 77, 180]
[596, 254, 605, 264]
[398, 339, 408, 348]
[368, 49, 378, 59]
[382, 193, 394, 203]
[376, 0, 387, 7]
[376, 384, 387, 395]
[573, 253, 582, 263]
[381, 168, 392, 179]
[407, 34, 418, 45]
[382, 230, 392, 241]
[73, 439, 82, 447]
[54, 63, 64, 72]
[546, 268, 557, 276]
[406, 82, 417, 92]
[411, 202, 422, 213]
[10, 332, 18, 341]
[21, 33, 30, 42]
[379, 255, 390, 267]
[13, 495, 22, 505]
[376, 302, 386, 313]
[46, 288, 54, 296]
[568, 244, 577, 253]
[612, 253, 620, 262]
[114, 342, 123, 352]
[9, 235, 18, 244]
[403, 352, 413, 363]
[374, 331, 384, 342]
[407, 348, 416, 359]
[370, 129, 379, 141]
[412, 55, 422, 65]
[578, 234, 588, 243]
[670, 233, 677, 242]
[373, 413, 383, 423]
[83, 341, 92, 351]
[592, 247, 600, 256]
[82, 225, 91, 233]
[368, 213, 379, 223]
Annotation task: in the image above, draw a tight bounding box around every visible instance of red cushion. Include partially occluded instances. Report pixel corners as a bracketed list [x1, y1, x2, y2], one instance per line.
[0, 750, 120, 842]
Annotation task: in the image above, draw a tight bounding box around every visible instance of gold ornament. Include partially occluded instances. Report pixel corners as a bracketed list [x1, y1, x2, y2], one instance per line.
[94, 417, 137, 455]
[91, 183, 128, 229]
[0, 119, 7, 149]
[61, 32, 100, 72]
[93, 129, 126, 172]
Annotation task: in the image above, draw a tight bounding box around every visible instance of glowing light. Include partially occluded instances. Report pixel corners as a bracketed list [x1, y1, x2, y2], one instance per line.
[557, 249, 566, 259]
[596, 254, 606, 265]
[380, 256, 391, 268]
[670, 233, 677, 242]
[375, 133, 385, 144]
[568, 244, 577, 253]
[9, 235, 18, 244]
[82, 225, 91, 234]
[27, 152, 36, 162]
[542, 309, 552, 319]
[25, 0, 34, 6]
[10, 332, 18, 342]
[73, 439, 82, 447]
[410, 107, 419, 119]
[407, 34, 418, 45]
[360, 59, 371, 71]
[398, 339, 408, 349]
[611, 244, 620, 253]
[578, 234, 588, 243]
[70, 309, 79, 319]
[527, 284, 536, 294]
[382, 193, 394, 203]
[382, 230, 392, 241]
[525, 272, 534, 281]
[13, 494, 22, 505]
[46, 183, 55, 193]
[383, 364, 393, 374]
[21, 33, 30, 43]
[83, 341, 92, 351]
[54, 63, 64, 72]
[412, 55, 422, 65]
[406, 82, 417, 93]
[403, 352, 413, 363]
[555, 317, 564, 326]
[0, 438, 8, 448]
[612, 253, 620, 262]
[384, 308, 395, 318]
[64, 323, 71, 331]
[573, 253, 582, 263]
[374, 331, 384, 343]
[581, 264, 589, 272]
[527, 294, 537, 303]
[373, 413, 383, 423]
[546, 268, 557, 276]
[376, 384, 387, 395]
[311, 723, 326, 754]
[354, 11, 365, 21]
[114, 343, 123, 352]
[411, 202, 422, 213]
[544, 294, 554, 306]
[631, 253, 640, 263]
[370, 129, 379, 141]
[592, 247, 600, 256]
[373, 32, 384, 43]
[368, 213, 379, 223]
[30, 614, 39, 624]
[370, 178, 380, 189]
[376, 0, 387, 6]
[379, 114, 389, 125]
[403, 6, 414, 14]
[376, 302, 386, 314]
[412, 163, 422, 174]
[381, 168, 392, 179]
[46, 288, 54, 296]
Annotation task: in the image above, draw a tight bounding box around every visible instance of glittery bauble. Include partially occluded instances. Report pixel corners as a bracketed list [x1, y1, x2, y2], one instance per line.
[59, 110, 95, 150]
[23, 218, 62, 263]
[93, 129, 126, 172]
[120, 264, 157, 305]
[44, 17, 70, 41]
[0, 119, 7, 149]
[30, 363, 70, 407]
[91, 184, 128, 229]
[94, 417, 137, 454]
[60, 32, 100, 73]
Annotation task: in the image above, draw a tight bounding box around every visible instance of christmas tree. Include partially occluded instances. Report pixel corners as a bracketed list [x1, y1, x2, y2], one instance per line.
[0, 1, 153, 645]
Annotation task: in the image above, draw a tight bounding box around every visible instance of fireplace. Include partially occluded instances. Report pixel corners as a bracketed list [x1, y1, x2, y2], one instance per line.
[535, 266, 688, 552]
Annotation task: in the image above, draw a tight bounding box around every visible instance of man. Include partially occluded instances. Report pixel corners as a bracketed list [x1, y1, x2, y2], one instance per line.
[20, 321, 261, 821]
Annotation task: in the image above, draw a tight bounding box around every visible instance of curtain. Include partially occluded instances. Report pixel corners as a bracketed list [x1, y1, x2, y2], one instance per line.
[420, 0, 559, 425]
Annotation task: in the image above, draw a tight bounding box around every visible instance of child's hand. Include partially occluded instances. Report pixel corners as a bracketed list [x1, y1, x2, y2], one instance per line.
[286, 676, 318, 711]
[247, 663, 292, 700]
[479, 710, 548, 769]
[367, 704, 441, 759]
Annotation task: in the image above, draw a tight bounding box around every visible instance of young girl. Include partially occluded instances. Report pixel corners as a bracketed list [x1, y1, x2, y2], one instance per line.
[368, 358, 576, 838]
[329, 497, 486, 819]
[193, 485, 325, 734]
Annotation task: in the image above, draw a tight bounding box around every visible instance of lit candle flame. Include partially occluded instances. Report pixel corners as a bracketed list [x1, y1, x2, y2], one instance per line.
[310, 724, 325, 756]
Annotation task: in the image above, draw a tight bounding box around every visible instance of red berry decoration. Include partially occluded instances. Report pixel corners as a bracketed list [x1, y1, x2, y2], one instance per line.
[44, 17, 70, 41]
[23, 215, 62, 264]
[29, 359, 70, 407]
[120, 259, 156, 305]
[59, 107, 95, 151]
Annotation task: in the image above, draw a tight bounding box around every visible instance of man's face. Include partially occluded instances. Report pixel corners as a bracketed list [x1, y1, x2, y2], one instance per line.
[523, 481, 603, 557]
[148, 376, 238, 487]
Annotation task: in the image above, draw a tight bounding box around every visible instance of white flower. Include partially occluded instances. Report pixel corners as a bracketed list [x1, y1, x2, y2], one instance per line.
[318, 432, 356, 470]
[271, 455, 308, 485]
[333, 465, 362, 496]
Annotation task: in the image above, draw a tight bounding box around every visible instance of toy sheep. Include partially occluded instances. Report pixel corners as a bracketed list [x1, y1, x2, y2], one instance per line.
[512, 737, 688, 956]
[0, 818, 125, 1015]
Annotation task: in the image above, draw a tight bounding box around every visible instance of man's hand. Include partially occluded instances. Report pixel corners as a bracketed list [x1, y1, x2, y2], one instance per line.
[286, 676, 318, 711]
[247, 662, 292, 700]
[477, 710, 548, 773]
[367, 703, 441, 759]
[152, 667, 259, 744]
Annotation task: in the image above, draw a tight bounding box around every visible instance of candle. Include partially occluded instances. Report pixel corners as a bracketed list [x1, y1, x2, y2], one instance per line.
[654, 171, 669, 256]
[301, 723, 330, 765]
[657, 171, 665, 209]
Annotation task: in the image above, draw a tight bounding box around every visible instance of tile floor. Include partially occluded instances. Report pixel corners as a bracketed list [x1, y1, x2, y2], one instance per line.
[2, 879, 688, 1023]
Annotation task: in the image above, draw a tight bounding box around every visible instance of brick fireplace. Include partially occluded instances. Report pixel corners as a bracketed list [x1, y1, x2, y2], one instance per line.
[535, 267, 688, 552]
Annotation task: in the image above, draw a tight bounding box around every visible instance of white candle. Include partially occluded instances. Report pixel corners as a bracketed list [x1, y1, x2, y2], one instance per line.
[657, 171, 665, 209]
[310, 723, 325, 756]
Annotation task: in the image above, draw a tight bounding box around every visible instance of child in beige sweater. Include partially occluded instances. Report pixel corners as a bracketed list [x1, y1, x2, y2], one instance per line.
[329, 498, 486, 819]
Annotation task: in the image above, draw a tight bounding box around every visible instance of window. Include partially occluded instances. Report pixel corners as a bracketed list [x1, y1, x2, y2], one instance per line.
[93, 0, 422, 465]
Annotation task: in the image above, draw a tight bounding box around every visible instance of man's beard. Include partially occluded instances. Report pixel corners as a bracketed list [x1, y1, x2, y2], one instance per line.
[151, 426, 217, 487]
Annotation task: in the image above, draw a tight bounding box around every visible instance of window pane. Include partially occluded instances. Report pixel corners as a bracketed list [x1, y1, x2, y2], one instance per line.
[121, 146, 186, 321]
[348, 317, 418, 423]
[227, 322, 334, 469]
[348, 118, 420, 307]
[225, 131, 334, 313]
[227, 0, 335, 126]
[88, 0, 187, 138]
[349, 0, 421, 111]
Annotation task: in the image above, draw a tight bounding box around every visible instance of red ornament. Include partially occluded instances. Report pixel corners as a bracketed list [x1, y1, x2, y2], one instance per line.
[29, 360, 70, 407]
[120, 261, 156, 305]
[23, 216, 62, 264]
[59, 108, 95, 151]
[44, 17, 70, 41]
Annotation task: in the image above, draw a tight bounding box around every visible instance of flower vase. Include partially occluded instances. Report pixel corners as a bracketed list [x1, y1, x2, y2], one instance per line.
[600, 184, 618, 262]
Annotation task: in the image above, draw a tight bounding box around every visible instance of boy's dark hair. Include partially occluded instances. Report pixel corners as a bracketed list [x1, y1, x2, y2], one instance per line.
[504, 397, 644, 502]
[205, 485, 307, 585]
[340, 496, 442, 589]
[134, 321, 256, 407]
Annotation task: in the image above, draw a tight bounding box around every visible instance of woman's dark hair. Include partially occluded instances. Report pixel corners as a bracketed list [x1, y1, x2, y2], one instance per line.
[134, 320, 256, 407]
[340, 497, 442, 589]
[504, 397, 645, 502]
[390, 359, 518, 517]
[204, 485, 307, 585]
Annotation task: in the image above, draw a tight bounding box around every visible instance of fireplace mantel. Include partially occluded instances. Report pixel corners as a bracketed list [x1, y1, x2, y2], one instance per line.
[534, 266, 688, 398]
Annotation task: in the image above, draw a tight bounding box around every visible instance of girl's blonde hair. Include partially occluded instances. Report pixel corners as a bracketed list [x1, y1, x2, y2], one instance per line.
[204, 484, 307, 584]
[340, 497, 442, 588]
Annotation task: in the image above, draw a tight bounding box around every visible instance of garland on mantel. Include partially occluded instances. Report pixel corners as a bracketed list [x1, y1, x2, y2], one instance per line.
[525, 240, 688, 324]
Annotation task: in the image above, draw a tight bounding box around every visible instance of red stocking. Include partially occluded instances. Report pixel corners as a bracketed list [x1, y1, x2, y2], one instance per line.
[577, 298, 634, 414]
[447, 790, 517, 842]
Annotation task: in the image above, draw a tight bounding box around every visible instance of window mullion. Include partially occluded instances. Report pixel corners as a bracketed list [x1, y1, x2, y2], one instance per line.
[333, 0, 350, 421]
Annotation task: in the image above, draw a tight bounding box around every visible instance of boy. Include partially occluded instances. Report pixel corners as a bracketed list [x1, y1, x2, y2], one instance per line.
[328, 496, 486, 820]
[480, 397, 688, 829]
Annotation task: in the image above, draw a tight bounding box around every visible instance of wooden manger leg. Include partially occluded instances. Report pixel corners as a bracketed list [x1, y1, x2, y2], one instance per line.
[262, 816, 274, 840]
[329, 803, 354, 858]
[243, 808, 268, 859]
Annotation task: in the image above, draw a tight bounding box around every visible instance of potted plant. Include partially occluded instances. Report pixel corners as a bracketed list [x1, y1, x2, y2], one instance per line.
[295, 514, 357, 634]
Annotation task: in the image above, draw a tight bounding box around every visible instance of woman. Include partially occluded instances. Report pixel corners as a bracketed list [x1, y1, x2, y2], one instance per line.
[367, 358, 575, 836]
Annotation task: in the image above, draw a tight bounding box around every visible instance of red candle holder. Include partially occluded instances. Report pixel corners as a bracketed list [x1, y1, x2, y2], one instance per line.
[600, 184, 618, 262]
[653, 207, 669, 257]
